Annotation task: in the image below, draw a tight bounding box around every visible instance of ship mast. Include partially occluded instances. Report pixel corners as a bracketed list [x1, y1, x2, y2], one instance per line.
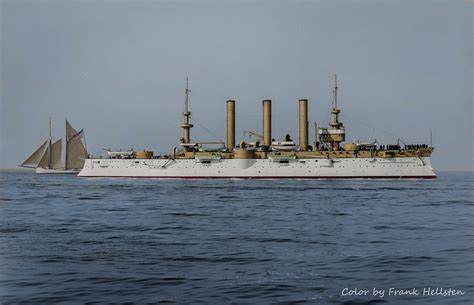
[48, 117, 52, 169]
[181, 77, 193, 147]
[318, 74, 346, 151]
[65, 118, 68, 170]
[330, 74, 341, 129]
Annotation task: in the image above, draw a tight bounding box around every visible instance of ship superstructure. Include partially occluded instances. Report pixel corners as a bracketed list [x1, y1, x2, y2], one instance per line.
[79, 77, 436, 179]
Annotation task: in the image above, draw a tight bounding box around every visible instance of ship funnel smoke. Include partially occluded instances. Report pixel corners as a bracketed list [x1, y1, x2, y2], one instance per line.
[262, 100, 272, 146]
[226, 100, 235, 150]
[299, 99, 308, 151]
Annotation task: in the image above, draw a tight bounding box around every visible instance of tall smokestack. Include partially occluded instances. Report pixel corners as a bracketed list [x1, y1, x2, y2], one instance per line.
[262, 100, 272, 146]
[226, 100, 235, 150]
[299, 99, 308, 151]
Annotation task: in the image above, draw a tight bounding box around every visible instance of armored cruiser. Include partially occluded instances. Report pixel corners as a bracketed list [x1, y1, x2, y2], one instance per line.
[79, 77, 436, 179]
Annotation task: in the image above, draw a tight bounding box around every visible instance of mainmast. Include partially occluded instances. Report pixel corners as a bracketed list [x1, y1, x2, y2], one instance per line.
[65, 118, 68, 170]
[181, 77, 193, 146]
[48, 117, 52, 169]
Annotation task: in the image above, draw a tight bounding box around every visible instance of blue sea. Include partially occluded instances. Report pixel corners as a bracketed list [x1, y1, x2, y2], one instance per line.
[0, 172, 473, 304]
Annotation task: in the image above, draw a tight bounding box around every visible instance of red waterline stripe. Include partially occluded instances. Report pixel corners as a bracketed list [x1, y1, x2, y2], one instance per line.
[79, 175, 437, 179]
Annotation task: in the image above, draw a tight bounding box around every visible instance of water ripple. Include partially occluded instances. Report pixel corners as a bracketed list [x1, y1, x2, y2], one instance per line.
[0, 172, 472, 304]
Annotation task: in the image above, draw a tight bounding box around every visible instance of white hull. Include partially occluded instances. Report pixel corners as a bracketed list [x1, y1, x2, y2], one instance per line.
[36, 167, 80, 174]
[78, 157, 436, 179]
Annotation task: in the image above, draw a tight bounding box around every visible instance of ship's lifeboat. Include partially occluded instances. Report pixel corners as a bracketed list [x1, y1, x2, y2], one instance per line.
[106, 149, 134, 158]
[271, 141, 298, 151]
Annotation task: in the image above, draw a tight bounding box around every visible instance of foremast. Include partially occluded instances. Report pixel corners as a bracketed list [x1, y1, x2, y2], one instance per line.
[20, 118, 64, 170]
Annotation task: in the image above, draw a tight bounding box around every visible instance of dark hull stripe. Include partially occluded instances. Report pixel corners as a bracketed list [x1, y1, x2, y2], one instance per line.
[79, 175, 437, 179]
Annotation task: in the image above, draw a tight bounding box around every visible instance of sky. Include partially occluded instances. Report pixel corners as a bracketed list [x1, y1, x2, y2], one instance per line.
[0, 0, 472, 171]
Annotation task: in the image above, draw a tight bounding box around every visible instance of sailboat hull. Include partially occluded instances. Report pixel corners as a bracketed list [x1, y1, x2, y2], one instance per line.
[36, 167, 79, 174]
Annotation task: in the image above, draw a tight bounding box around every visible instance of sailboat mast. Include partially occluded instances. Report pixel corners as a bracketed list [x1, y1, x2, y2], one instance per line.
[65, 118, 68, 170]
[48, 118, 52, 169]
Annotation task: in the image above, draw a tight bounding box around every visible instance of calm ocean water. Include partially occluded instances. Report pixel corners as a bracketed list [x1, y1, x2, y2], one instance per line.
[0, 172, 473, 304]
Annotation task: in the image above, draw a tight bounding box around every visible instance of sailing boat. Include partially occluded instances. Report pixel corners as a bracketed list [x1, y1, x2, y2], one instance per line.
[20, 119, 88, 174]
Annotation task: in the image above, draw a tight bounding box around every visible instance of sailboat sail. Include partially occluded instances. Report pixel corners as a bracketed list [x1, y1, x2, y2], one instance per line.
[66, 120, 87, 170]
[21, 140, 49, 168]
[21, 119, 87, 172]
[38, 143, 51, 168]
[33, 139, 63, 169]
[50, 139, 64, 169]
[66, 120, 77, 140]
